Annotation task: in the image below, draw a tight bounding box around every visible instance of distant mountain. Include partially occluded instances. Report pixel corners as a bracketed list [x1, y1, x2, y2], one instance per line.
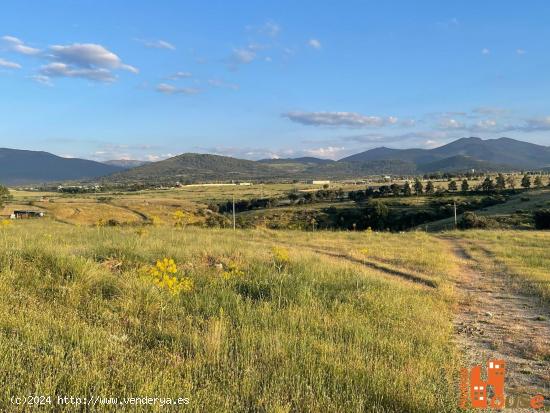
[341, 147, 437, 165]
[417, 155, 508, 173]
[342, 137, 550, 170]
[106, 153, 286, 183]
[3, 137, 549, 186]
[103, 159, 151, 168]
[0, 148, 123, 185]
[258, 157, 335, 165]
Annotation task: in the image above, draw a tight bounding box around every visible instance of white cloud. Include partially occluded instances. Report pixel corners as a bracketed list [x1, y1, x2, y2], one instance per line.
[516, 48, 526, 55]
[169, 71, 192, 79]
[439, 118, 464, 129]
[30, 74, 53, 86]
[40, 62, 116, 82]
[48, 43, 138, 73]
[472, 106, 509, 116]
[520, 116, 550, 132]
[283, 111, 402, 128]
[246, 21, 281, 37]
[139, 39, 176, 50]
[231, 48, 256, 64]
[156, 83, 200, 95]
[424, 140, 440, 148]
[147, 153, 175, 161]
[0, 57, 21, 69]
[1, 35, 40, 55]
[208, 79, 239, 90]
[33, 43, 138, 84]
[259, 21, 281, 37]
[481, 48, 490, 55]
[303, 146, 345, 158]
[307, 39, 322, 50]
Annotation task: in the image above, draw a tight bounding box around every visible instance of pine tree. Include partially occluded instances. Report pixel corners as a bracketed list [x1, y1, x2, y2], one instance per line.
[448, 180, 458, 191]
[521, 174, 531, 189]
[0, 185, 10, 209]
[425, 181, 435, 194]
[495, 173, 506, 190]
[414, 178, 423, 195]
[505, 175, 515, 189]
[534, 175, 543, 188]
[461, 179, 469, 192]
[481, 176, 495, 192]
[403, 181, 412, 196]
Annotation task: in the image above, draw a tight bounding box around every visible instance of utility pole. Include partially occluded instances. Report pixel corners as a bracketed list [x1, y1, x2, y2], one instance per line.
[454, 201, 457, 229]
[232, 195, 236, 231]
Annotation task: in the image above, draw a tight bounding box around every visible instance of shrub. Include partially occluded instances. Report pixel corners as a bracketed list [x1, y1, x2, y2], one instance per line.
[458, 212, 500, 229]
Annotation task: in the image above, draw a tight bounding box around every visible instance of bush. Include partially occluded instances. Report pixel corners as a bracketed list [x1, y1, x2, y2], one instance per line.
[458, 212, 500, 229]
[533, 209, 550, 229]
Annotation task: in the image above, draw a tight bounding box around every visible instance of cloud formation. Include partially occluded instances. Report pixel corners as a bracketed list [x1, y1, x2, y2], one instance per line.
[40, 62, 116, 82]
[169, 71, 192, 79]
[1, 35, 40, 55]
[37, 43, 138, 84]
[307, 39, 322, 50]
[139, 39, 175, 50]
[283, 111, 402, 128]
[0, 57, 21, 69]
[48, 43, 138, 73]
[156, 83, 200, 95]
[208, 79, 239, 90]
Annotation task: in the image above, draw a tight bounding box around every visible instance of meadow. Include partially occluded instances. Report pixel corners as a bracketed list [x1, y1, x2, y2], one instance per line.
[0, 220, 462, 412]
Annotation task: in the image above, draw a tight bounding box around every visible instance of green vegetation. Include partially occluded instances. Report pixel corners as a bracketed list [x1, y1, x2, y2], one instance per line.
[446, 230, 550, 303]
[0, 221, 461, 412]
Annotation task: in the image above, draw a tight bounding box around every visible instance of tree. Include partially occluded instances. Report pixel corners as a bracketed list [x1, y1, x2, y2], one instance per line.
[534, 175, 543, 188]
[365, 200, 389, 230]
[0, 185, 11, 208]
[481, 176, 495, 192]
[448, 180, 458, 191]
[461, 179, 469, 192]
[505, 175, 515, 189]
[495, 173, 506, 190]
[413, 178, 423, 195]
[425, 181, 435, 194]
[521, 174, 531, 189]
[402, 181, 412, 196]
[390, 183, 400, 196]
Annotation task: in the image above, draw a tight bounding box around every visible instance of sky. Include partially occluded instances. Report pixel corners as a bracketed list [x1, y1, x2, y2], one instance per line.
[1, 0, 550, 162]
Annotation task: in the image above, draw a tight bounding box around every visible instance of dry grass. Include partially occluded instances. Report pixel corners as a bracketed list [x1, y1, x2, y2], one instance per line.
[0, 220, 461, 412]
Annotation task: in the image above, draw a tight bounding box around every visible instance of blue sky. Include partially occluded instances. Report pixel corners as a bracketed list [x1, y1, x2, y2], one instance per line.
[1, 0, 550, 161]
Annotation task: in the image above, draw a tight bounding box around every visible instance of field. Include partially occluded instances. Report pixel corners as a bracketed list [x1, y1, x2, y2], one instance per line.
[0, 220, 464, 412]
[1, 182, 549, 411]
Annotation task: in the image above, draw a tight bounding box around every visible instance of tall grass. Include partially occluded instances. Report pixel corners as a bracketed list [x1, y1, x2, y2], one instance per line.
[0, 221, 461, 412]
[448, 230, 550, 303]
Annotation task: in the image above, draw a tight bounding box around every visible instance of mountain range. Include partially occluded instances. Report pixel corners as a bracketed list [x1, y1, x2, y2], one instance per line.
[1, 137, 549, 185]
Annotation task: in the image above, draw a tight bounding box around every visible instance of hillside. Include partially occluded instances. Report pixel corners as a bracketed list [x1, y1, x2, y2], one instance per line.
[0, 148, 123, 185]
[341, 137, 550, 170]
[417, 155, 509, 173]
[3, 138, 550, 185]
[106, 153, 286, 183]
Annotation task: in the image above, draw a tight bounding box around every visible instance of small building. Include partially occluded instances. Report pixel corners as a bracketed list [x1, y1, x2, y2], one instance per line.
[239, 182, 253, 186]
[308, 180, 331, 185]
[11, 210, 45, 219]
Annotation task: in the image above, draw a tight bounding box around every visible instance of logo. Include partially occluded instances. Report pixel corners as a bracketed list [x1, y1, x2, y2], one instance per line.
[459, 359, 546, 410]
[460, 359, 505, 409]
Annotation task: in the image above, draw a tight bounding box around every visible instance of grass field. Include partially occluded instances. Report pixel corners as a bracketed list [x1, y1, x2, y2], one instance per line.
[0, 220, 463, 412]
[446, 230, 550, 303]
